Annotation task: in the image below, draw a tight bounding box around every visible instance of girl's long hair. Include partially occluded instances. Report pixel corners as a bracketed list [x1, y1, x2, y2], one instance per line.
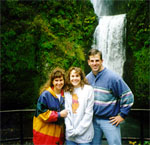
[39, 67, 65, 95]
[64, 67, 88, 94]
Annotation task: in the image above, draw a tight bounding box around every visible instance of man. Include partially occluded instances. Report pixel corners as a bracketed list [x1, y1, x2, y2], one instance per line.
[86, 48, 134, 145]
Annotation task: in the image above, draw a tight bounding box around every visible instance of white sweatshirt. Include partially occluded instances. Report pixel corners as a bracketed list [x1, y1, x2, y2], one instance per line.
[64, 84, 94, 143]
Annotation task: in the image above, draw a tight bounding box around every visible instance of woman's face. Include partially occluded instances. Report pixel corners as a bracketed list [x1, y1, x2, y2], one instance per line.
[70, 70, 81, 88]
[53, 76, 64, 91]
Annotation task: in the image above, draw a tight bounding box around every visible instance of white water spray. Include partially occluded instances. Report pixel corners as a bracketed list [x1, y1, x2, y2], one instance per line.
[91, 0, 126, 77]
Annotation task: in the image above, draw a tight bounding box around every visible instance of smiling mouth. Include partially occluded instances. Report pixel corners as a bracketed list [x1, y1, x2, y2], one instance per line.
[57, 85, 63, 87]
[73, 81, 79, 83]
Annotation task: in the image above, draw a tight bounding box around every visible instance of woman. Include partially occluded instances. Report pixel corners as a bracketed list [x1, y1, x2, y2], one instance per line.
[33, 67, 68, 145]
[64, 67, 94, 145]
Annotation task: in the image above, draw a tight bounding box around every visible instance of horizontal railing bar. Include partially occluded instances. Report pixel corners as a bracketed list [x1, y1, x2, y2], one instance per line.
[0, 109, 35, 113]
[1, 137, 150, 143]
[0, 137, 33, 142]
[0, 138, 20, 142]
[0, 108, 150, 113]
[131, 108, 150, 111]
[122, 137, 150, 140]
[102, 137, 150, 140]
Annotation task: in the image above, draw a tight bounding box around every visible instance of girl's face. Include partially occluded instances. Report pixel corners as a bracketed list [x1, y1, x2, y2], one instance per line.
[70, 70, 81, 88]
[53, 76, 64, 92]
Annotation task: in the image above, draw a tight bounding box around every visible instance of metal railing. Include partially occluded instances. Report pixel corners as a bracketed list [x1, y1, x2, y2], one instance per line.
[127, 109, 150, 144]
[0, 109, 35, 145]
[0, 108, 150, 145]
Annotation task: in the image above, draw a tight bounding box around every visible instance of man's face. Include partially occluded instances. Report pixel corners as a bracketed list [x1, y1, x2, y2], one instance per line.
[88, 54, 103, 75]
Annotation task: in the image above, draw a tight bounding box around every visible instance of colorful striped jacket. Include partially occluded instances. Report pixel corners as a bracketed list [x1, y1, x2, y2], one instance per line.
[86, 67, 134, 119]
[33, 87, 65, 145]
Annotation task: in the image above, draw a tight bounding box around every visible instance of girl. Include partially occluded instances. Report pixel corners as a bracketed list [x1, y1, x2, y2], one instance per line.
[64, 67, 94, 145]
[33, 67, 68, 145]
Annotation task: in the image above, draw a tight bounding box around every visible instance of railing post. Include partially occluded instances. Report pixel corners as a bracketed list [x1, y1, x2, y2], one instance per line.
[20, 111, 24, 145]
[140, 111, 144, 145]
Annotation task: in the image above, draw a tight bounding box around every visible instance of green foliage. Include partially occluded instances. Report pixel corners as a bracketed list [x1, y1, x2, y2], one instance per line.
[138, 141, 150, 145]
[129, 140, 150, 145]
[127, 0, 149, 107]
[1, 0, 97, 109]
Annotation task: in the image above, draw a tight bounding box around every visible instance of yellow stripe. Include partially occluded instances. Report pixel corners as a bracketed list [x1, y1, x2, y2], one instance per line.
[33, 116, 62, 137]
[46, 87, 58, 99]
[38, 110, 51, 122]
[46, 87, 64, 98]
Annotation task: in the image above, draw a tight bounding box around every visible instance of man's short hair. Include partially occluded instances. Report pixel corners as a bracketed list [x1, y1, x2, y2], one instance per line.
[88, 48, 102, 60]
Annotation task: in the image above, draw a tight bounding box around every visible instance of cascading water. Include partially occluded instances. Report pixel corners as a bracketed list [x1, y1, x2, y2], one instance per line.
[90, 0, 126, 77]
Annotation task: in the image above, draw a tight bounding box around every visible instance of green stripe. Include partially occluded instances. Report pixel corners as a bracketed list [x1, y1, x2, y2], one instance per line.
[35, 102, 48, 117]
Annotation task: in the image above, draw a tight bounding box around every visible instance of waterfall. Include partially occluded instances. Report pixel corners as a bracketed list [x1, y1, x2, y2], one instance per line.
[90, 0, 126, 77]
